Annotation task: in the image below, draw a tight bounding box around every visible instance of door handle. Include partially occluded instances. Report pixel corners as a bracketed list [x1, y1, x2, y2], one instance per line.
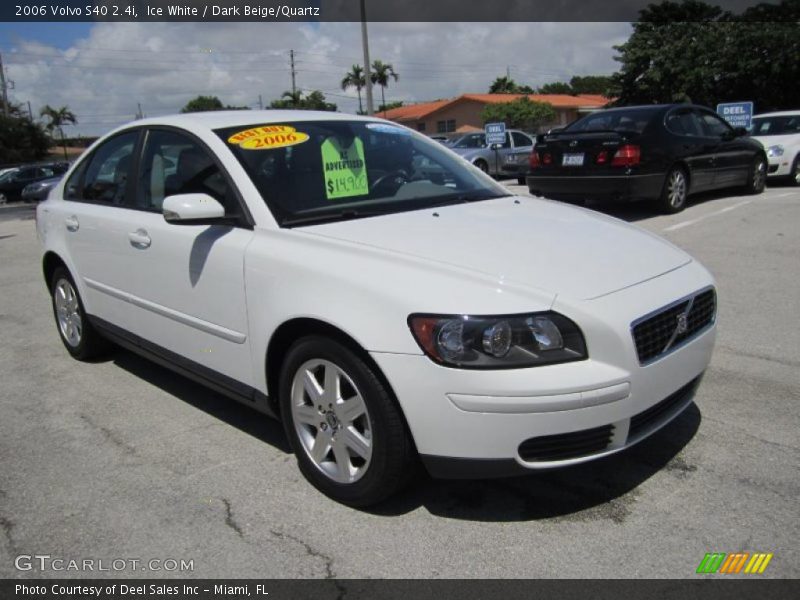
[65, 215, 79, 232]
[128, 229, 151, 249]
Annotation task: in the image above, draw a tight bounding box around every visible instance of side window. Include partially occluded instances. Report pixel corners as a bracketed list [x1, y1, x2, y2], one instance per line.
[136, 129, 238, 215]
[511, 132, 533, 148]
[78, 132, 139, 204]
[666, 111, 703, 137]
[698, 112, 732, 138]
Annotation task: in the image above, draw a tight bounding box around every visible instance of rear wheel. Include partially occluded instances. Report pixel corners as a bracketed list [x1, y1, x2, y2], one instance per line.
[280, 336, 416, 507]
[744, 155, 767, 194]
[659, 167, 688, 214]
[50, 267, 110, 360]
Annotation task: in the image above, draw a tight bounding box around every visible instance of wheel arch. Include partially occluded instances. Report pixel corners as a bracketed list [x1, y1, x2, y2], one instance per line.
[42, 251, 68, 288]
[265, 318, 412, 437]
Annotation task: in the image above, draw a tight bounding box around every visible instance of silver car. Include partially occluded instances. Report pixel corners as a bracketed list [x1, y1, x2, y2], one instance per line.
[448, 130, 535, 182]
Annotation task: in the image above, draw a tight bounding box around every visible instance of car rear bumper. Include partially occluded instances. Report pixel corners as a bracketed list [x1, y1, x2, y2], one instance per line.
[526, 173, 664, 201]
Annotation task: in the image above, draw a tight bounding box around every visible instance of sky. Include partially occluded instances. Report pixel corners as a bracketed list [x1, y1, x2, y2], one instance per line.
[0, 21, 632, 136]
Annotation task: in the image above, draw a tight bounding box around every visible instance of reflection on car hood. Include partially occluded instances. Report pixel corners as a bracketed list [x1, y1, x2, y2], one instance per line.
[302, 196, 692, 300]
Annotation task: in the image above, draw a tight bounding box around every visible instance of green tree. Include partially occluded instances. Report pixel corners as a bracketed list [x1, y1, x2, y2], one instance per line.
[480, 98, 556, 131]
[611, 0, 800, 110]
[180, 95, 225, 112]
[39, 105, 77, 161]
[378, 101, 403, 113]
[489, 76, 517, 93]
[270, 90, 337, 111]
[569, 75, 614, 95]
[537, 82, 573, 94]
[370, 60, 399, 117]
[341, 65, 366, 114]
[0, 110, 50, 164]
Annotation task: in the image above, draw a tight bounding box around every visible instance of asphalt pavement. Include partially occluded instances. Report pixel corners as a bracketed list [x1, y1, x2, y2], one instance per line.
[0, 185, 798, 579]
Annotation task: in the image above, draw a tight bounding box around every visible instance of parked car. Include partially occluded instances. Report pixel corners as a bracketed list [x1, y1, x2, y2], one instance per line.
[750, 110, 800, 185]
[527, 104, 767, 213]
[428, 134, 450, 144]
[38, 111, 717, 506]
[0, 163, 69, 204]
[448, 129, 535, 180]
[22, 175, 63, 202]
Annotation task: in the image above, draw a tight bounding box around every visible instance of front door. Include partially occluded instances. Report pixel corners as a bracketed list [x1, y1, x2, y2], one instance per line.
[121, 128, 255, 386]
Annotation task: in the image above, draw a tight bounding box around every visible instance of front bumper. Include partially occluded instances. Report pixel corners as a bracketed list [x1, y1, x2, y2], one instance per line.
[371, 260, 716, 478]
[767, 158, 792, 178]
[526, 173, 664, 202]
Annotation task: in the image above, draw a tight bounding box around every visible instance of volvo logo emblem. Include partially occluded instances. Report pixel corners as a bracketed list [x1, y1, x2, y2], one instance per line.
[676, 313, 688, 335]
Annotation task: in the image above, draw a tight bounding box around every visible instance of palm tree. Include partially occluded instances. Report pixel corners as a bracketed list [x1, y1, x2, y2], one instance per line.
[281, 90, 302, 107]
[370, 60, 399, 117]
[40, 105, 77, 161]
[341, 65, 366, 114]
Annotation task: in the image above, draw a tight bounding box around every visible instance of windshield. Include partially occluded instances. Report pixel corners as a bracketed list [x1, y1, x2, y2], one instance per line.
[565, 108, 659, 134]
[751, 115, 800, 136]
[0, 169, 18, 183]
[449, 133, 486, 149]
[216, 121, 509, 226]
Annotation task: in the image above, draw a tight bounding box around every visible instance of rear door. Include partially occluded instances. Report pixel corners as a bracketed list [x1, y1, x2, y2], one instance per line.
[56, 130, 144, 329]
[664, 108, 716, 191]
[119, 127, 256, 387]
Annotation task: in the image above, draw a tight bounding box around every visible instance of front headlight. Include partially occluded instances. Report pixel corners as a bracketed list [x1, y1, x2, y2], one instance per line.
[408, 312, 587, 369]
[767, 145, 784, 157]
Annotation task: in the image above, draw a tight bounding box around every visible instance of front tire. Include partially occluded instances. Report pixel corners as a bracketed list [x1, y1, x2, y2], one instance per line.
[50, 267, 109, 360]
[789, 155, 800, 187]
[474, 160, 489, 174]
[279, 336, 416, 507]
[744, 155, 767, 195]
[659, 166, 689, 214]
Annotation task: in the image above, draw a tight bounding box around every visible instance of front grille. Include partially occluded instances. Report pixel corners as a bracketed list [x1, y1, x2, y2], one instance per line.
[518, 424, 614, 462]
[632, 288, 716, 364]
[628, 377, 699, 439]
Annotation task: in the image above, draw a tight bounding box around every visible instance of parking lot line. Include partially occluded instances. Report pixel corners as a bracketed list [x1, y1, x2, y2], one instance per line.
[663, 200, 752, 232]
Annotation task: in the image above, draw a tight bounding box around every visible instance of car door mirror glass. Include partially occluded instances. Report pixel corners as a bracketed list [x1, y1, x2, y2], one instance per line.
[163, 193, 226, 224]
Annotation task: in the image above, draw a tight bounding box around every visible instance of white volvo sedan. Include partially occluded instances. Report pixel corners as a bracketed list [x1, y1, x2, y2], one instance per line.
[37, 111, 717, 506]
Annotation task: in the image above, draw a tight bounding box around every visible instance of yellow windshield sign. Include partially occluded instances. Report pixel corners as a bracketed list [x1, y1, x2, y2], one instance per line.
[321, 136, 368, 200]
[228, 125, 309, 150]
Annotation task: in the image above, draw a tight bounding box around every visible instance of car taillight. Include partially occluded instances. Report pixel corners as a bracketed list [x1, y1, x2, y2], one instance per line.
[542, 153, 553, 165]
[611, 144, 641, 166]
[596, 151, 608, 165]
[529, 151, 541, 169]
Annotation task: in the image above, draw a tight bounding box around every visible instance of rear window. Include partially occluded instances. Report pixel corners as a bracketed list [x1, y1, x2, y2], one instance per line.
[215, 120, 509, 226]
[566, 108, 659, 134]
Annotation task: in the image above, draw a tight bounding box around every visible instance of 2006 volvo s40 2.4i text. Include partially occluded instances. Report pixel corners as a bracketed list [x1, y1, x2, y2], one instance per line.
[37, 111, 717, 506]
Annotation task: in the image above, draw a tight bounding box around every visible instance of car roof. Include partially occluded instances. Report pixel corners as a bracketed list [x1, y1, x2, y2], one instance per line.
[110, 110, 387, 136]
[753, 111, 800, 118]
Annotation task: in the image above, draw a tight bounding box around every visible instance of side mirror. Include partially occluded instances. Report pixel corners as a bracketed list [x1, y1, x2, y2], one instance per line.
[734, 126, 748, 137]
[490, 143, 501, 150]
[163, 193, 225, 225]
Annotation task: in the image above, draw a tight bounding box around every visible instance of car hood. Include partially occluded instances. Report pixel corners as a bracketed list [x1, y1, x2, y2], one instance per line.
[301, 196, 692, 300]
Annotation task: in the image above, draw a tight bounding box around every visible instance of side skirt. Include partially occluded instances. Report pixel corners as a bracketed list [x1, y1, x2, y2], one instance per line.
[88, 315, 278, 419]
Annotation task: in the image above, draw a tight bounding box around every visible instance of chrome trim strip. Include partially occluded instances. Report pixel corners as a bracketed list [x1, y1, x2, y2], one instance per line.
[83, 277, 247, 344]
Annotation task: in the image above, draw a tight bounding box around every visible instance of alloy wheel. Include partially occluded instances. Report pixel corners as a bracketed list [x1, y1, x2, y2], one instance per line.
[290, 359, 373, 484]
[54, 278, 82, 347]
[752, 159, 766, 191]
[667, 170, 687, 209]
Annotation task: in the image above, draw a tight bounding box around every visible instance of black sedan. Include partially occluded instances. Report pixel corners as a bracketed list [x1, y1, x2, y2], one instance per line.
[526, 104, 767, 213]
[0, 163, 68, 204]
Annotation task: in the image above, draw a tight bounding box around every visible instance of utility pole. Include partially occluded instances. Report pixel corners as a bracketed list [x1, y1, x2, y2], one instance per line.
[136, 103, 143, 119]
[506, 65, 510, 79]
[0, 52, 9, 117]
[360, 0, 374, 115]
[289, 49, 297, 102]
[27, 100, 33, 120]
[258, 94, 263, 110]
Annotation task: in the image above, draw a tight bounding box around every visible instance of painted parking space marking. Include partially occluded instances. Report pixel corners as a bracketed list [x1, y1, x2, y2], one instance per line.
[663, 200, 752, 232]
